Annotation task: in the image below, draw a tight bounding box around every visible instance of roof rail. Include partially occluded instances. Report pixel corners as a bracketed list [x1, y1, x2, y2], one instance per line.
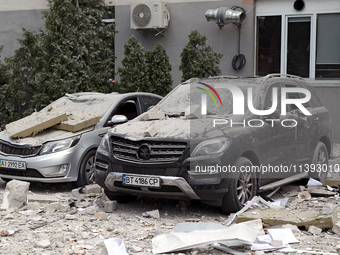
[263, 73, 304, 82]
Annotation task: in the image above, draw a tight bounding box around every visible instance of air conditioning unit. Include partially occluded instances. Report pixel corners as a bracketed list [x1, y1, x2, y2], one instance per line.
[130, 2, 169, 30]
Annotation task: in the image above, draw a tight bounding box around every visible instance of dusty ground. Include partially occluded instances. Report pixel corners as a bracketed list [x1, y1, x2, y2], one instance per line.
[0, 178, 339, 255]
[0, 144, 339, 255]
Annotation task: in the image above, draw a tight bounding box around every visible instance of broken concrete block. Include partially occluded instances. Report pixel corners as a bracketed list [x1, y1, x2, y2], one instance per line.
[83, 184, 102, 194]
[85, 206, 96, 215]
[308, 225, 322, 235]
[45, 202, 60, 214]
[185, 105, 201, 119]
[305, 186, 337, 197]
[1, 180, 30, 209]
[54, 112, 100, 132]
[142, 209, 160, 219]
[282, 224, 301, 234]
[332, 221, 340, 235]
[6, 111, 67, 138]
[59, 203, 70, 213]
[142, 112, 165, 121]
[298, 191, 311, 200]
[35, 239, 51, 248]
[145, 127, 158, 137]
[104, 201, 117, 213]
[237, 208, 337, 229]
[28, 194, 64, 204]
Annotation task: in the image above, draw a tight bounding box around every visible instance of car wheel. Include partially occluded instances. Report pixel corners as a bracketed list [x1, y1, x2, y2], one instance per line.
[221, 157, 257, 214]
[75, 150, 96, 187]
[310, 141, 329, 182]
[104, 190, 138, 203]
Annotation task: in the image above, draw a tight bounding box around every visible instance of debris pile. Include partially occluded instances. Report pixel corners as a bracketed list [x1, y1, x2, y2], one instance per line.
[0, 176, 340, 254]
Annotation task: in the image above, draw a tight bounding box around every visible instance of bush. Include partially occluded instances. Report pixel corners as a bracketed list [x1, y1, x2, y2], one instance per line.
[118, 37, 173, 96]
[146, 44, 172, 96]
[0, 31, 41, 129]
[34, 0, 116, 110]
[179, 30, 223, 82]
[117, 35, 151, 93]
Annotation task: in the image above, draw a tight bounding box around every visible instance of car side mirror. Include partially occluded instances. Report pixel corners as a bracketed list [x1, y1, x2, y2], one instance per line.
[110, 115, 128, 125]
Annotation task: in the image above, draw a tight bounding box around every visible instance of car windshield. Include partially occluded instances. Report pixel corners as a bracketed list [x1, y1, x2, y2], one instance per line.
[158, 81, 259, 116]
[45, 93, 120, 118]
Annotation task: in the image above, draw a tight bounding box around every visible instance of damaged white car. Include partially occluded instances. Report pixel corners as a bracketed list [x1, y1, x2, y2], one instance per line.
[0, 92, 162, 186]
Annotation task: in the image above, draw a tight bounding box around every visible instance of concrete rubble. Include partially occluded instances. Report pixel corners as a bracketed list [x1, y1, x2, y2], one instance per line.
[4, 94, 107, 139]
[5, 111, 67, 138]
[0, 179, 338, 254]
[1, 180, 30, 209]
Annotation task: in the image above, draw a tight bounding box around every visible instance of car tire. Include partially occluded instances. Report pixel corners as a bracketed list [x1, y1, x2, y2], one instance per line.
[75, 150, 96, 187]
[309, 141, 329, 182]
[220, 157, 258, 214]
[104, 190, 138, 203]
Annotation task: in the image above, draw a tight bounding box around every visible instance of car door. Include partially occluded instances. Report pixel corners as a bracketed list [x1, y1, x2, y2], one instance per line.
[281, 82, 314, 167]
[258, 81, 291, 182]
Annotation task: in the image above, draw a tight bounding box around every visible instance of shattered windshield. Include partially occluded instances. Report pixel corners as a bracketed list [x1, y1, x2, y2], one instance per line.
[45, 93, 120, 118]
[158, 82, 259, 116]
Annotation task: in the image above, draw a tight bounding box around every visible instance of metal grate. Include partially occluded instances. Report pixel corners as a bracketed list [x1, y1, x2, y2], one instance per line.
[112, 137, 187, 163]
[0, 140, 41, 157]
[132, 4, 152, 28]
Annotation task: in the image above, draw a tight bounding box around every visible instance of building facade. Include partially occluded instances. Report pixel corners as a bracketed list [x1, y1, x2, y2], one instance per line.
[0, 0, 340, 140]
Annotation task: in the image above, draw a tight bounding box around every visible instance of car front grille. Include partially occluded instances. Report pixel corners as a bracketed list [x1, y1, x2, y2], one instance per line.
[0, 140, 41, 157]
[111, 137, 187, 162]
[121, 166, 179, 176]
[0, 168, 45, 178]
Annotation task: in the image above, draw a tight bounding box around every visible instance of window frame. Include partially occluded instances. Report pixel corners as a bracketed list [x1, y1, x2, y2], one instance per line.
[255, 3, 340, 83]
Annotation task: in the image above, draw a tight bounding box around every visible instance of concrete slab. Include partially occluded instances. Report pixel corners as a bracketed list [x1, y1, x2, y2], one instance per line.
[27, 194, 66, 204]
[237, 208, 338, 229]
[6, 111, 67, 138]
[54, 113, 100, 132]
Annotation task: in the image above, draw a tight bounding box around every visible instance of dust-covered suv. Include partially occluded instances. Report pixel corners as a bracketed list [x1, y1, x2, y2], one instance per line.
[94, 74, 333, 213]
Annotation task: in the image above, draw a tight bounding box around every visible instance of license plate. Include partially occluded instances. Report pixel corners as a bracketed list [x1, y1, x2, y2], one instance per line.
[122, 175, 160, 188]
[0, 160, 26, 170]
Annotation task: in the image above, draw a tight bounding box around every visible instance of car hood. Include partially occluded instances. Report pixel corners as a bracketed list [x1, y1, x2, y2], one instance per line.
[0, 126, 93, 146]
[111, 116, 248, 141]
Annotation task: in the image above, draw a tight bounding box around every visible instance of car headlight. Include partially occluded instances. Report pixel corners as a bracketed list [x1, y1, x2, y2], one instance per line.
[99, 133, 110, 151]
[191, 138, 231, 157]
[40, 136, 80, 155]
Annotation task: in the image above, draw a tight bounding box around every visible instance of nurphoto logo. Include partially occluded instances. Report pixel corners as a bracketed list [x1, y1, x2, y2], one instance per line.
[197, 82, 312, 128]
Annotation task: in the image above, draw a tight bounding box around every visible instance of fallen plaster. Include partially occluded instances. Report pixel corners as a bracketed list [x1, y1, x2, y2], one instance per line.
[237, 207, 338, 229]
[54, 112, 100, 132]
[6, 111, 67, 138]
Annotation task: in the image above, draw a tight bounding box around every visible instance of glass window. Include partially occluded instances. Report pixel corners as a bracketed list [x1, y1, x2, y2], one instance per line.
[257, 16, 281, 76]
[140, 96, 162, 112]
[287, 17, 311, 78]
[316, 13, 340, 79]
